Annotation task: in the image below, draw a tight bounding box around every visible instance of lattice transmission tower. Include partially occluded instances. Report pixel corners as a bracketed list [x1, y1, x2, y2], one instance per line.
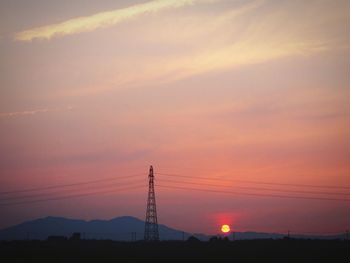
[144, 165, 159, 241]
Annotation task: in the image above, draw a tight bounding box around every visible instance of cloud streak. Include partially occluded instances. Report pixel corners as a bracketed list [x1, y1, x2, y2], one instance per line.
[54, 0, 342, 97]
[91, 1, 333, 92]
[0, 106, 74, 119]
[14, 0, 195, 41]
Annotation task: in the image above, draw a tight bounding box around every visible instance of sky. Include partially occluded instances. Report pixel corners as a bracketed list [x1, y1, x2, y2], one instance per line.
[0, 0, 350, 235]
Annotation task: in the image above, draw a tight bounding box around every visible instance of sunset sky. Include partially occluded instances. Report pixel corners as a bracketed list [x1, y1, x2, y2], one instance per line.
[0, 0, 350, 235]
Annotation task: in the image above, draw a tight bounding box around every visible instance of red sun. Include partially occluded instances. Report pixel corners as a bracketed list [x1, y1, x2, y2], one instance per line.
[221, 224, 230, 233]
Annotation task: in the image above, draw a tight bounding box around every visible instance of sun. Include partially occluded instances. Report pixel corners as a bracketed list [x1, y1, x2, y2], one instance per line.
[221, 224, 230, 233]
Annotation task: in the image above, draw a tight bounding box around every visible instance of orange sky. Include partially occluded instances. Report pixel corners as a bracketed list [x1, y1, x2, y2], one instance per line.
[0, 0, 350, 234]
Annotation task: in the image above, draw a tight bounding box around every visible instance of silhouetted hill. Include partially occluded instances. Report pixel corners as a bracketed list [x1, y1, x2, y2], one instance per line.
[0, 216, 193, 241]
[0, 216, 345, 241]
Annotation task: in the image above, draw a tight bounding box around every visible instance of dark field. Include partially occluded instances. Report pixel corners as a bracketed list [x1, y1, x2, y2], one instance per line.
[1, 239, 349, 262]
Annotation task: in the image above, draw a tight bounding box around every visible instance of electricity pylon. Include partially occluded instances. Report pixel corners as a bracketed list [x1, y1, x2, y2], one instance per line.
[144, 165, 159, 241]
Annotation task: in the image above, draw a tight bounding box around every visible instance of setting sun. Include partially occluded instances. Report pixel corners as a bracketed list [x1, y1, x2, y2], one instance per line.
[221, 224, 230, 233]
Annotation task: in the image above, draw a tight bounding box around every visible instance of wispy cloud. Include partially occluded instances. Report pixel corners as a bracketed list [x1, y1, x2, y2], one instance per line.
[134, 0, 347, 85]
[79, 0, 333, 94]
[11, 0, 349, 99]
[14, 0, 195, 41]
[0, 106, 74, 118]
[160, 41, 330, 81]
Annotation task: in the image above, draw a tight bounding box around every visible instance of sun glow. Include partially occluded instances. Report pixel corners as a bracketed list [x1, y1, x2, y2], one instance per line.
[221, 224, 230, 233]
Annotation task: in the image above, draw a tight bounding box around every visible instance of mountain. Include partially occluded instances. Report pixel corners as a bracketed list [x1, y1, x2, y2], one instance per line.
[0, 216, 195, 241]
[0, 216, 345, 241]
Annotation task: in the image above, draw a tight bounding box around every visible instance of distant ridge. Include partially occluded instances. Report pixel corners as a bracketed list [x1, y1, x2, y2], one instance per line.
[0, 216, 345, 241]
[0, 216, 193, 241]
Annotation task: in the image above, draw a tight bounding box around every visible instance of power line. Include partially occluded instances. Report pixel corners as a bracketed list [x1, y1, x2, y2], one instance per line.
[2, 170, 349, 207]
[158, 178, 350, 197]
[0, 179, 145, 202]
[3, 171, 348, 198]
[156, 184, 350, 202]
[0, 173, 145, 196]
[156, 172, 350, 190]
[0, 184, 145, 207]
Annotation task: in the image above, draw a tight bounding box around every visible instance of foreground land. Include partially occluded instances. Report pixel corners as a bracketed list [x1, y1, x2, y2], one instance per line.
[1, 239, 349, 262]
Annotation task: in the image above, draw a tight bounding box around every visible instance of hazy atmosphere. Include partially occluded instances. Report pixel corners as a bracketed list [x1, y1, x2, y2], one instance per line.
[1, 0, 350, 235]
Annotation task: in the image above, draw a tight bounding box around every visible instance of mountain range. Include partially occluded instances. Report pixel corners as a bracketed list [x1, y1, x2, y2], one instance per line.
[0, 216, 196, 241]
[0, 216, 345, 241]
